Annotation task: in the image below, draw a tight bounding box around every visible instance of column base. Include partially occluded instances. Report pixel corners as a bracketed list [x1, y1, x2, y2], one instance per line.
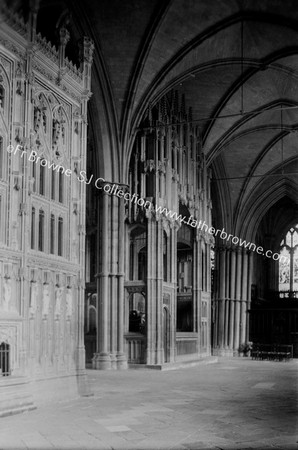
[92, 353, 112, 370]
[116, 353, 127, 370]
[146, 348, 163, 365]
[212, 347, 234, 357]
[76, 346, 87, 370]
[110, 353, 117, 370]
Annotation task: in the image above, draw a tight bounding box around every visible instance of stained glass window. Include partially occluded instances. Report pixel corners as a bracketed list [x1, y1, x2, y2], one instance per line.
[279, 224, 298, 295]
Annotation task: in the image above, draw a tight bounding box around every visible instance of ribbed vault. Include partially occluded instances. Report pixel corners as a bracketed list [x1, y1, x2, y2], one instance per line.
[21, 0, 298, 237]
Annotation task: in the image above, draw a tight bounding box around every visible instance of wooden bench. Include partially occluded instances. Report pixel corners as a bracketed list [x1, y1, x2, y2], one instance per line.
[251, 343, 293, 361]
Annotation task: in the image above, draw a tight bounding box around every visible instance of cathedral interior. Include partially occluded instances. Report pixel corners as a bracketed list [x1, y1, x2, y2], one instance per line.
[0, 0, 298, 417]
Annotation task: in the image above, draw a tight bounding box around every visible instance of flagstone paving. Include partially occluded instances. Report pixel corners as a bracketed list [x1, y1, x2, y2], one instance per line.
[0, 358, 297, 450]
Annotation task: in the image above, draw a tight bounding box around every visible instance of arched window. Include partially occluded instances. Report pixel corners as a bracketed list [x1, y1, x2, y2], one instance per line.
[129, 227, 147, 281]
[163, 232, 168, 282]
[58, 216, 63, 256]
[172, 143, 175, 169]
[38, 209, 44, 251]
[0, 85, 5, 109]
[177, 223, 194, 332]
[39, 160, 45, 195]
[58, 170, 63, 203]
[32, 159, 36, 192]
[138, 246, 147, 281]
[51, 169, 55, 200]
[0, 342, 10, 376]
[50, 214, 55, 254]
[279, 224, 298, 298]
[31, 207, 35, 249]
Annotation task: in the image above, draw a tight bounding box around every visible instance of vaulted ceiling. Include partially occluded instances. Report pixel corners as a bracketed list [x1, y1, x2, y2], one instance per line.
[11, 0, 298, 239]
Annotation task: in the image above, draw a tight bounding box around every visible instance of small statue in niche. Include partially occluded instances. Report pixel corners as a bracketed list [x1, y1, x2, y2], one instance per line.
[52, 118, 60, 146]
[15, 61, 23, 78]
[2, 277, 11, 312]
[54, 286, 63, 317]
[42, 284, 50, 317]
[61, 123, 65, 143]
[34, 95, 47, 135]
[15, 128, 21, 142]
[66, 288, 73, 318]
[33, 105, 41, 132]
[11, 222, 18, 250]
[16, 80, 23, 95]
[52, 106, 66, 148]
[29, 281, 38, 315]
[42, 107, 47, 133]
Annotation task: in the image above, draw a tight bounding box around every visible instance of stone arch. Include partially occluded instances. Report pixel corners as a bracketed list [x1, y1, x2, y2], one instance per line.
[237, 178, 298, 243]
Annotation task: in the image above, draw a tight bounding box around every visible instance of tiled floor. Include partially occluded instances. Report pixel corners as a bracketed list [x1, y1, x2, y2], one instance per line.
[0, 358, 297, 450]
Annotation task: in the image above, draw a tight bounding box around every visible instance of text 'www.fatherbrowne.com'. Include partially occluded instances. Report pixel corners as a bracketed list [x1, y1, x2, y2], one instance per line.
[79, 173, 288, 264]
[7, 144, 288, 264]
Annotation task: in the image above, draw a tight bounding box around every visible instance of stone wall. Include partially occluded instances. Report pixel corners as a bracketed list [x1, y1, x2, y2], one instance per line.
[0, 4, 93, 408]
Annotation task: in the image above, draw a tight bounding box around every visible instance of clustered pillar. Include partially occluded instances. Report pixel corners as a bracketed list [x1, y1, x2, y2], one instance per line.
[213, 246, 252, 355]
[146, 215, 164, 365]
[92, 90, 213, 369]
[93, 186, 128, 370]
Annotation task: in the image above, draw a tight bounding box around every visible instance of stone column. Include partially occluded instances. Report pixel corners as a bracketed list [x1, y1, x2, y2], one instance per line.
[117, 192, 127, 369]
[224, 249, 230, 348]
[110, 193, 118, 369]
[93, 191, 111, 369]
[206, 239, 212, 356]
[156, 220, 163, 364]
[193, 236, 199, 337]
[218, 248, 226, 350]
[213, 298, 219, 348]
[76, 37, 93, 387]
[206, 241, 211, 293]
[224, 299, 229, 349]
[225, 248, 230, 299]
[171, 223, 178, 359]
[240, 250, 248, 344]
[213, 244, 218, 347]
[246, 251, 253, 340]
[228, 249, 236, 348]
[146, 215, 156, 365]
[234, 248, 242, 351]
[54, 316, 60, 371]
[146, 213, 164, 365]
[219, 247, 226, 299]
[230, 248, 236, 299]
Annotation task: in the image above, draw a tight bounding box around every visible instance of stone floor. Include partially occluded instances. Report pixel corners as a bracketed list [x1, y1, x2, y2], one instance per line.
[0, 358, 297, 450]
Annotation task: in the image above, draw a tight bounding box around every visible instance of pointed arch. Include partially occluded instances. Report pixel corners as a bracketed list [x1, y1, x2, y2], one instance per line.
[238, 178, 298, 242]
